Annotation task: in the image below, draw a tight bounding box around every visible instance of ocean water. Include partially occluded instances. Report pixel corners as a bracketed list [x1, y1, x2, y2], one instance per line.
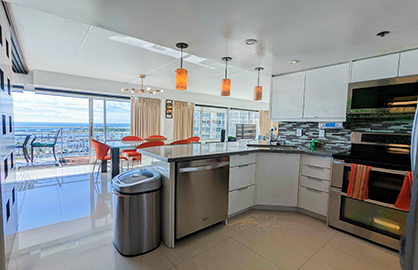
[15, 122, 129, 128]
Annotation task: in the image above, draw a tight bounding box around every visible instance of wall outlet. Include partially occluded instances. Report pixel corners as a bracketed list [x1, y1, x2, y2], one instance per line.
[296, 129, 302, 137]
[319, 129, 325, 138]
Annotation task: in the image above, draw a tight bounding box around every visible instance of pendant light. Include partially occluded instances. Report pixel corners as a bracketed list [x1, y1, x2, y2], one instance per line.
[221, 57, 232, 96]
[254, 67, 264, 101]
[122, 74, 163, 95]
[175, 42, 188, 90]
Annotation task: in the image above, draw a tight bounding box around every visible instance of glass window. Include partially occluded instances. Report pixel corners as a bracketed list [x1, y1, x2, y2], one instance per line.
[228, 109, 257, 137]
[193, 111, 200, 137]
[194, 106, 227, 141]
[105, 99, 131, 141]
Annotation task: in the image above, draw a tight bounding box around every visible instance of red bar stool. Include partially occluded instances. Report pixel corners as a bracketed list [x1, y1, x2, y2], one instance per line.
[187, 136, 200, 142]
[129, 141, 165, 168]
[91, 139, 128, 177]
[168, 140, 191, 145]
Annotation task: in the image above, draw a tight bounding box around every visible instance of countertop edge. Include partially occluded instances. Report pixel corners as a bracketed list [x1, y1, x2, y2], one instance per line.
[138, 147, 341, 162]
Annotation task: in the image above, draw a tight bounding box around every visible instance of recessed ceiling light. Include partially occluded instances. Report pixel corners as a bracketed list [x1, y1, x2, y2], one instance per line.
[245, 39, 257, 45]
[289, 60, 300, 64]
[376, 31, 390, 38]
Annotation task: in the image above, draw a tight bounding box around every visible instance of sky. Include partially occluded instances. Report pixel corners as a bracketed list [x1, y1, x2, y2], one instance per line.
[13, 92, 130, 124]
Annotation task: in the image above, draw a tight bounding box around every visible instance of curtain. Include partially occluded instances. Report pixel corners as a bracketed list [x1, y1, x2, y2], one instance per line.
[259, 110, 273, 137]
[130, 97, 161, 138]
[173, 101, 195, 140]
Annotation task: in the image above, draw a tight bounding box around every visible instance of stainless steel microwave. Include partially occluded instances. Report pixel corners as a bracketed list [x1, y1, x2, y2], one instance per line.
[347, 75, 418, 115]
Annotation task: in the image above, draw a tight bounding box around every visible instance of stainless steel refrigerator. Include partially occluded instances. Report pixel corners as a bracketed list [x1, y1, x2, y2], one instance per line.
[402, 109, 418, 269]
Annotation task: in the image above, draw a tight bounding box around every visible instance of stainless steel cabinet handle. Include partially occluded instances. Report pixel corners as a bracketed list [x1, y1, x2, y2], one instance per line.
[238, 153, 249, 156]
[238, 164, 250, 168]
[236, 186, 249, 192]
[179, 162, 229, 173]
[305, 176, 326, 182]
[303, 186, 324, 193]
[333, 161, 408, 176]
[305, 164, 327, 170]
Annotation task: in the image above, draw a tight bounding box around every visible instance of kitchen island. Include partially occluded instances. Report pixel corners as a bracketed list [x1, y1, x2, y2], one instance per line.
[139, 141, 345, 248]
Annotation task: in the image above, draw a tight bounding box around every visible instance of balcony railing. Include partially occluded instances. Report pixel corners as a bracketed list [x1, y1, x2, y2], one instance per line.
[15, 126, 130, 162]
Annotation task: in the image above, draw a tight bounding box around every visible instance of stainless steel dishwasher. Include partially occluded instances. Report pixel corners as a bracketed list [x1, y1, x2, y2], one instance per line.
[176, 156, 229, 239]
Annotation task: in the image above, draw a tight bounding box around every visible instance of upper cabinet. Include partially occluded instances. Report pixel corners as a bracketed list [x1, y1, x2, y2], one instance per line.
[270, 64, 349, 122]
[270, 71, 305, 120]
[304, 63, 350, 121]
[351, 54, 400, 83]
[399, 49, 418, 77]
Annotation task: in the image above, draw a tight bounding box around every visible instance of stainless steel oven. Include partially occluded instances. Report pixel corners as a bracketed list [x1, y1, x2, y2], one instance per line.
[329, 160, 408, 250]
[347, 75, 418, 116]
[329, 132, 412, 250]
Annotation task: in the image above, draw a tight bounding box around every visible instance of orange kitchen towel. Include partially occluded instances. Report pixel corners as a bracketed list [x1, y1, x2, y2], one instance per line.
[395, 172, 413, 211]
[347, 164, 371, 200]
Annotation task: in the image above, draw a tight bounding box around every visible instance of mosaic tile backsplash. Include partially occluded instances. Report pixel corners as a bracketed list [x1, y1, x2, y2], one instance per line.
[277, 118, 414, 150]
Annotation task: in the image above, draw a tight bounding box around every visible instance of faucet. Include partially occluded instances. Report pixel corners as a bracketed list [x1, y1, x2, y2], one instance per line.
[269, 127, 278, 145]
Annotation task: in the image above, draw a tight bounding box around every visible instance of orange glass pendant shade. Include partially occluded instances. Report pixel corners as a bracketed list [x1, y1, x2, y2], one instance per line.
[175, 68, 187, 90]
[221, 78, 231, 96]
[253, 67, 264, 101]
[254, 85, 262, 100]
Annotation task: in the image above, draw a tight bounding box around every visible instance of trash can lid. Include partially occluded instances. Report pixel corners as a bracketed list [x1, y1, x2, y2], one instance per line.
[112, 168, 161, 194]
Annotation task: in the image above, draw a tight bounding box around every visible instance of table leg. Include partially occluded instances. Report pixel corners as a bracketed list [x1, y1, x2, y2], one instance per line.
[101, 160, 107, 173]
[110, 147, 120, 178]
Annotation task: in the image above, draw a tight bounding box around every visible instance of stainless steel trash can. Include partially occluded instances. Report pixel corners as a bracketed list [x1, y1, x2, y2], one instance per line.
[112, 168, 161, 256]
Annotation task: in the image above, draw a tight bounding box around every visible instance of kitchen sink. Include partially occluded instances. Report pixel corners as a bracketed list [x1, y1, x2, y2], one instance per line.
[247, 144, 306, 150]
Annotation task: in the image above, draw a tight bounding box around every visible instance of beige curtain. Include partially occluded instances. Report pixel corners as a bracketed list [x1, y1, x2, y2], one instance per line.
[130, 97, 161, 138]
[259, 110, 273, 137]
[173, 101, 195, 140]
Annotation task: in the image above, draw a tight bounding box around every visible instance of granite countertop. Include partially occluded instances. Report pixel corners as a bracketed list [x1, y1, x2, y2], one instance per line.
[138, 140, 347, 162]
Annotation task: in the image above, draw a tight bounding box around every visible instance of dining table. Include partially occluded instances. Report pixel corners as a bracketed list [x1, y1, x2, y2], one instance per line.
[104, 139, 200, 178]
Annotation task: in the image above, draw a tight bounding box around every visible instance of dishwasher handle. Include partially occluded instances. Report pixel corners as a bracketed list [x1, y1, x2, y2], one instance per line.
[179, 162, 229, 173]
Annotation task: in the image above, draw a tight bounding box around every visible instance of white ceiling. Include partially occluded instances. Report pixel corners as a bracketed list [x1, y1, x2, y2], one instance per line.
[6, 0, 418, 102]
[7, 3, 271, 102]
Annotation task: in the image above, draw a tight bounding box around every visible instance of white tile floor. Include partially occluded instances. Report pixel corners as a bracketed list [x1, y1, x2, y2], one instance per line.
[8, 166, 402, 270]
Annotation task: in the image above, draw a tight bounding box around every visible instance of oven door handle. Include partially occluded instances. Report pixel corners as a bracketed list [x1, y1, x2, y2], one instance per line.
[333, 161, 409, 176]
[330, 188, 408, 212]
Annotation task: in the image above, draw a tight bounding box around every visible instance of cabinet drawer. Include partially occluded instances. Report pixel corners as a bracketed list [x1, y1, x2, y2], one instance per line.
[230, 164, 255, 191]
[301, 165, 331, 180]
[299, 186, 328, 216]
[230, 153, 256, 167]
[228, 185, 254, 216]
[302, 154, 331, 169]
[300, 175, 329, 192]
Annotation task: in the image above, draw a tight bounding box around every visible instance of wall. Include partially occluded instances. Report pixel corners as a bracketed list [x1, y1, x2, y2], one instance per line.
[0, 5, 17, 270]
[277, 117, 414, 150]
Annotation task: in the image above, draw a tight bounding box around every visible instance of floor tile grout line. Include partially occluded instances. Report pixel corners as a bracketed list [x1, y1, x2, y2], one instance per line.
[229, 237, 285, 270]
[173, 237, 231, 266]
[171, 211, 278, 267]
[322, 234, 401, 270]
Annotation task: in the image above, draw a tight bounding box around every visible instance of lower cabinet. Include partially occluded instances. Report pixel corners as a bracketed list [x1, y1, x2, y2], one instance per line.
[256, 153, 300, 207]
[228, 185, 255, 216]
[299, 186, 328, 216]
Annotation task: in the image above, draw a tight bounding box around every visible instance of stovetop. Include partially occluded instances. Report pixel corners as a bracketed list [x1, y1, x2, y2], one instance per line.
[333, 147, 411, 171]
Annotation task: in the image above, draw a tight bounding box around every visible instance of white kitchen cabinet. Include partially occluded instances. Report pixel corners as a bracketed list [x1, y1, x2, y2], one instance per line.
[270, 71, 305, 120]
[230, 153, 256, 167]
[229, 164, 255, 191]
[256, 153, 300, 207]
[228, 185, 254, 216]
[351, 54, 400, 83]
[304, 63, 350, 121]
[299, 186, 328, 216]
[399, 49, 418, 77]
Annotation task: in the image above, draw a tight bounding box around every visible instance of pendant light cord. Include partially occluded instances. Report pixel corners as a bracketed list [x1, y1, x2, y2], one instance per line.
[257, 69, 260, 86]
[225, 60, 228, 79]
[180, 48, 183, 69]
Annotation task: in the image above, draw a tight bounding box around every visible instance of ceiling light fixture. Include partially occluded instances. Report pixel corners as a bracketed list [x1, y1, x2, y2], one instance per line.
[254, 67, 264, 101]
[245, 39, 257, 45]
[221, 57, 232, 96]
[376, 31, 390, 38]
[289, 60, 300, 64]
[175, 42, 188, 90]
[121, 74, 163, 95]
